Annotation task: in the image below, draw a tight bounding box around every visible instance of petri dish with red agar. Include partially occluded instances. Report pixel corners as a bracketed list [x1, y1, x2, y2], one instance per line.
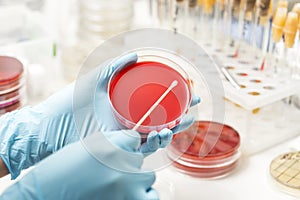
[108, 49, 192, 133]
[167, 121, 241, 179]
[0, 56, 25, 115]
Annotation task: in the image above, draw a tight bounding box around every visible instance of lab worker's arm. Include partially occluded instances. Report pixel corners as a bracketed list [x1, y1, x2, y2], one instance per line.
[0, 130, 159, 200]
[0, 53, 200, 180]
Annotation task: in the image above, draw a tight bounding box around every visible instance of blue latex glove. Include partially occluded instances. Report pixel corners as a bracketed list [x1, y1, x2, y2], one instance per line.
[0, 53, 200, 179]
[0, 130, 159, 200]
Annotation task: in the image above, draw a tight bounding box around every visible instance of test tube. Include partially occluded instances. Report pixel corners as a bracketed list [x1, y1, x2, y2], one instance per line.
[283, 12, 298, 79]
[233, 0, 257, 59]
[212, 0, 225, 49]
[292, 3, 300, 27]
[199, 0, 216, 43]
[228, 0, 243, 58]
[186, 0, 198, 37]
[157, 0, 172, 29]
[173, 0, 188, 34]
[257, 0, 273, 70]
[292, 3, 300, 80]
[267, 7, 287, 76]
[248, 0, 271, 60]
[272, 0, 288, 19]
[220, 0, 240, 57]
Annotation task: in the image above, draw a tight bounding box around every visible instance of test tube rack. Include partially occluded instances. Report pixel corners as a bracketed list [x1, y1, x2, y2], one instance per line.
[212, 49, 300, 155]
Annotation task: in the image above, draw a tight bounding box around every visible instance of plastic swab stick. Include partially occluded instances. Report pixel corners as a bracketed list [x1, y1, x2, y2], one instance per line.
[132, 80, 178, 131]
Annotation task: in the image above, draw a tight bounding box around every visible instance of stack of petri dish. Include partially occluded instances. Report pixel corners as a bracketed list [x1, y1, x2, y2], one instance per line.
[78, 0, 133, 41]
[0, 56, 26, 115]
[167, 121, 241, 179]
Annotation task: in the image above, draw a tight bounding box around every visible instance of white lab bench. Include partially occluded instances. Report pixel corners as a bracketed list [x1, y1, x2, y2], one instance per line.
[1, 136, 300, 200]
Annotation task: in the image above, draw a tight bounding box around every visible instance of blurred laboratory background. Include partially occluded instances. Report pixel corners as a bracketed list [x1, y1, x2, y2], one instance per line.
[1, 0, 300, 199]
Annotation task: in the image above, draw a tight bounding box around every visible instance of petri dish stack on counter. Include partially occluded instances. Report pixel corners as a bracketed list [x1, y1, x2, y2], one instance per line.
[0, 56, 26, 115]
[167, 121, 241, 179]
[108, 49, 193, 135]
[78, 0, 133, 41]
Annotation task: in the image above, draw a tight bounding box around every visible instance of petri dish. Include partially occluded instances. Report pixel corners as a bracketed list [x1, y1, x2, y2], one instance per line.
[108, 49, 192, 133]
[167, 121, 241, 179]
[0, 56, 25, 114]
[0, 86, 25, 108]
[0, 101, 21, 115]
[269, 151, 300, 197]
[0, 56, 23, 85]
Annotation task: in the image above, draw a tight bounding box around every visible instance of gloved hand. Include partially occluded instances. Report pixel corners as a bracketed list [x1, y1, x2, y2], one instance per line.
[1, 130, 159, 200]
[0, 53, 200, 179]
[93, 53, 200, 155]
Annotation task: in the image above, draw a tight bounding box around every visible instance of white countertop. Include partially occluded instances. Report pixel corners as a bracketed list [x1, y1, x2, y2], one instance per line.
[1, 136, 300, 199]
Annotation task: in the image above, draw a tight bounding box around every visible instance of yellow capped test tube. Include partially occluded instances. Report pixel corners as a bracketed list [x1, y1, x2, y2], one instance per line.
[203, 0, 215, 14]
[257, 0, 273, 25]
[198, 0, 203, 6]
[272, 7, 287, 43]
[283, 12, 298, 48]
[273, 0, 288, 18]
[216, 0, 225, 10]
[292, 3, 300, 39]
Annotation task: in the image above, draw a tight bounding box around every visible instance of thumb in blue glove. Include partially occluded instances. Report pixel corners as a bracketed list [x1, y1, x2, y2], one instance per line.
[0, 130, 159, 200]
[140, 95, 200, 155]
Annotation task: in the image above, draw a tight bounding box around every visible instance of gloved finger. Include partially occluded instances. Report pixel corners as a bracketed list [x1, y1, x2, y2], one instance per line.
[130, 174, 158, 200]
[171, 114, 195, 134]
[133, 188, 159, 200]
[190, 94, 201, 107]
[99, 53, 138, 82]
[139, 131, 160, 154]
[146, 188, 159, 200]
[104, 130, 141, 152]
[157, 128, 173, 148]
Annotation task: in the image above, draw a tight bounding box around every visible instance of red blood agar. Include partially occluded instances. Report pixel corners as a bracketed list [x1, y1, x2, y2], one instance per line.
[0, 56, 23, 85]
[109, 61, 191, 133]
[0, 56, 24, 114]
[168, 121, 241, 178]
[0, 101, 21, 115]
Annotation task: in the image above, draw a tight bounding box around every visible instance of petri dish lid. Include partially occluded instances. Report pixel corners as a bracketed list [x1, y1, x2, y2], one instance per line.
[0, 56, 24, 85]
[170, 121, 241, 160]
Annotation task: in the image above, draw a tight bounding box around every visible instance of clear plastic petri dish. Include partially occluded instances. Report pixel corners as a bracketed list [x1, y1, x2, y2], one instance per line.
[108, 49, 192, 133]
[167, 121, 241, 179]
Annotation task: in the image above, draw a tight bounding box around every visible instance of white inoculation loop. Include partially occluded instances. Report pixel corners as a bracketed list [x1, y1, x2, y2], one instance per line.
[132, 80, 178, 131]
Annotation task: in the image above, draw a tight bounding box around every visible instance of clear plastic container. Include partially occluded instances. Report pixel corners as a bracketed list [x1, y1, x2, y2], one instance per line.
[167, 121, 241, 179]
[107, 49, 192, 133]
